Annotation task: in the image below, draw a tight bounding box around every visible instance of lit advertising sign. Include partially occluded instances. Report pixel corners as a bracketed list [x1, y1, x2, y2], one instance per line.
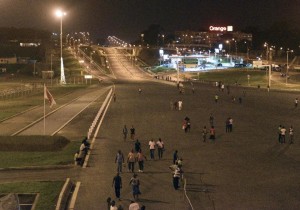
[209, 26, 233, 32]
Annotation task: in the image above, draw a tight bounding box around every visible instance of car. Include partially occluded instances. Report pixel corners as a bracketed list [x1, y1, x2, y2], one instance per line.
[234, 63, 246, 68]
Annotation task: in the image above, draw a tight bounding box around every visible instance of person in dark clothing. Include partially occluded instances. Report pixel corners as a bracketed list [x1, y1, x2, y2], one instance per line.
[173, 150, 178, 164]
[123, 125, 128, 141]
[112, 173, 122, 201]
[135, 139, 141, 153]
[130, 126, 135, 140]
[184, 117, 191, 133]
[82, 137, 90, 149]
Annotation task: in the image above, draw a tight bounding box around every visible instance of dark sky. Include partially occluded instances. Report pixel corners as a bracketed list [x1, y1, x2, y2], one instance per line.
[0, 0, 299, 41]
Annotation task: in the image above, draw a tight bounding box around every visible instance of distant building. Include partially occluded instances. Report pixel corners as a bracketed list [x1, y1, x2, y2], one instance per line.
[0, 56, 17, 64]
[175, 26, 252, 48]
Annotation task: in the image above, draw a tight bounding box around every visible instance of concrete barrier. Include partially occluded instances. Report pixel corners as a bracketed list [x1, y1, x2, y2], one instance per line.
[55, 178, 74, 210]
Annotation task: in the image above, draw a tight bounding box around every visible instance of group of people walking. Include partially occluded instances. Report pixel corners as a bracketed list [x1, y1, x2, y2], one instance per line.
[278, 125, 294, 144]
[113, 127, 167, 207]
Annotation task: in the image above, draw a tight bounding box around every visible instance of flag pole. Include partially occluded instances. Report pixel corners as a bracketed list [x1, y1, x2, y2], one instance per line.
[44, 83, 46, 135]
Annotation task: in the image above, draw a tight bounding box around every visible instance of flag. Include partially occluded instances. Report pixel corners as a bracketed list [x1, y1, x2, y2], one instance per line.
[44, 85, 56, 108]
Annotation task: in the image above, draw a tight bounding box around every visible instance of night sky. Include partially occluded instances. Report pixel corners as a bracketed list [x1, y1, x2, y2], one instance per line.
[0, 0, 299, 41]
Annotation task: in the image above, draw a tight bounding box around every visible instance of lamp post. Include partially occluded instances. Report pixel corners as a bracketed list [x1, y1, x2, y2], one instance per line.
[55, 9, 66, 85]
[264, 42, 269, 63]
[286, 49, 294, 85]
[50, 54, 53, 86]
[226, 40, 231, 54]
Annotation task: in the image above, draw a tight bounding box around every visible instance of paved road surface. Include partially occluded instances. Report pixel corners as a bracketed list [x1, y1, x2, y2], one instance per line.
[1, 47, 300, 210]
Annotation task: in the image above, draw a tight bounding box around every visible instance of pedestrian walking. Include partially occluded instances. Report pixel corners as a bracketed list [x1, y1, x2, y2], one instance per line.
[174, 101, 178, 110]
[170, 100, 174, 110]
[229, 117, 233, 132]
[209, 114, 214, 126]
[113, 93, 116, 102]
[129, 174, 141, 201]
[148, 139, 156, 160]
[115, 150, 125, 173]
[178, 100, 183, 110]
[239, 97, 242, 104]
[278, 125, 282, 143]
[173, 150, 178, 164]
[134, 139, 141, 153]
[221, 84, 225, 92]
[231, 96, 236, 103]
[289, 126, 294, 144]
[156, 138, 164, 159]
[226, 85, 230, 95]
[74, 150, 81, 166]
[110, 200, 118, 210]
[185, 117, 191, 132]
[130, 126, 135, 140]
[280, 126, 286, 144]
[202, 126, 208, 142]
[176, 157, 183, 168]
[129, 200, 140, 210]
[170, 164, 183, 190]
[295, 98, 298, 108]
[112, 173, 122, 201]
[225, 118, 230, 133]
[127, 149, 136, 173]
[137, 149, 147, 172]
[215, 94, 219, 103]
[107, 197, 112, 210]
[209, 126, 216, 140]
[138, 88, 142, 94]
[192, 87, 195, 94]
[123, 125, 128, 141]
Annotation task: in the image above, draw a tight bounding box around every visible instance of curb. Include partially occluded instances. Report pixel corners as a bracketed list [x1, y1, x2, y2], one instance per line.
[0, 164, 75, 171]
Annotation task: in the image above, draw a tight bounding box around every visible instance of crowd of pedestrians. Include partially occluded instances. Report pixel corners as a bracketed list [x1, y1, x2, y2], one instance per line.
[107, 80, 298, 210]
[110, 125, 169, 209]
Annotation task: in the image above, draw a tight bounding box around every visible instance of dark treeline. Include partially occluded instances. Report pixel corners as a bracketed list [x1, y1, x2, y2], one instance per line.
[0, 27, 51, 41]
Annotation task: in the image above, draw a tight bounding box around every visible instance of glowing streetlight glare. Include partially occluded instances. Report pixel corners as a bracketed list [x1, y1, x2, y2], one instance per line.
[55, 9, 67, 85]
[55, 9, 66, 17]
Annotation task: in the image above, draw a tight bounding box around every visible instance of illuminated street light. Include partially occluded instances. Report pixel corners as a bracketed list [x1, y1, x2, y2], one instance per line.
[264, 42, 269, 62]
[226, 40, 231, 53]
[286, 49, 294, 85]
[55, 9, 66, 84]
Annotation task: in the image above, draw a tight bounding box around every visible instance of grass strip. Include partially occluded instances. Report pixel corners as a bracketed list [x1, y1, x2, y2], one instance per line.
[0, 141, 80, 168]
[0, 181, 64, 210]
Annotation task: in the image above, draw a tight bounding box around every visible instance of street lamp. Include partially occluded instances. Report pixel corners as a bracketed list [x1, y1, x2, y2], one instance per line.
[264, 42, 269, 62]
[286, 49, 294, 85]
[55, 9, 66, 84]
[226, 40, 231, 54]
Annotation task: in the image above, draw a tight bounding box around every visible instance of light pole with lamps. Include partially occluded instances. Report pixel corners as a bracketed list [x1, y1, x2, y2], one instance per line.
[55, 9, 66, 84]
[50, 54, 53, 86]
[286, 49, 294, 85]
[264, 42, 269, 62]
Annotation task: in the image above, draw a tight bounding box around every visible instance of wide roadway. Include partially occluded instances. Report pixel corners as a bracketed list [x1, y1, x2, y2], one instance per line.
[74, 77, 300, 209]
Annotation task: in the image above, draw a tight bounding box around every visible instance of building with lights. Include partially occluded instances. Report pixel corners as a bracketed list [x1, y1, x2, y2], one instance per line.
[174, 26, 252, 48]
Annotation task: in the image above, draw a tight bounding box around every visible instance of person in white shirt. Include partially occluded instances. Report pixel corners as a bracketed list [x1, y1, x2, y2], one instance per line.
[129, 201, 140, 210]
[281, 126, 286, 144]
[110, 200, 118, 210]
[156, 138, 164, 159]
[148, 139, 156, 160]
[178, 100, 183, 110]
